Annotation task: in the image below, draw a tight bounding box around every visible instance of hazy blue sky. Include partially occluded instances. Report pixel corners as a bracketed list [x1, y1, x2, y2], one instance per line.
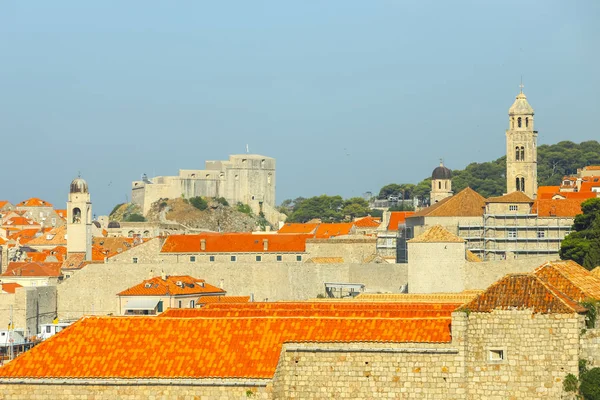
[1, 1, 599, 214]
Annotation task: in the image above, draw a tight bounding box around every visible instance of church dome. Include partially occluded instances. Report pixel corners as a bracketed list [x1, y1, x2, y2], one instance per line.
[432, 162, 452, 180]
[508, 92, 534, 115]
[70, 177, 88, 194]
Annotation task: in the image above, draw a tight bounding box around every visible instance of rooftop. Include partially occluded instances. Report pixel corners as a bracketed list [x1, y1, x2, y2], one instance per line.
[15, 198, 53, 208]
[486, 191, 534, 203]
[1, 262, 62, 278]
[410, 187, 486, 218]
[408, 225, 464, 243]
[117, 275, 225, 297]
[160, 233, 310, 253]
[534, 260, 600, 302]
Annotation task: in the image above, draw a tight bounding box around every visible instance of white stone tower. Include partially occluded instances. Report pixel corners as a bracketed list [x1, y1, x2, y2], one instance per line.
[506, 87, 537, 198]
[67, 177, 92, 260]
[430, 161, 453, 204]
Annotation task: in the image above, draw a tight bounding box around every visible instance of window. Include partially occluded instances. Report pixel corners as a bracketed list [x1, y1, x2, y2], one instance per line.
[508, 228, 517, 238]
[209, 256, 215, 262]
[190, 300, 195, 308]
[296, 255, 302, 262]
[72, 207, 81, 223]
[515, 146, 520, 161]
[520, 146, 525, 161]
[45, 326, 52, 334]
[438, 181, 441, 189]
[521, 177, 525, 191]
[190, 256, 196, 262]
[178, 300, 182, 308]
[509, 205, 518, 211]
[231, 255, 237, 262]
[157, 301, 163, 313]
[132, 257, 138, 264]
[488, 348, 506, 363]
[517, 117, 522, 128]
[525, 117, 529, 127]
[256, 255, 262, 262]
[516, 177, 521, 191]
[537, 230, 545, 238]
[276, 255, 282, 262]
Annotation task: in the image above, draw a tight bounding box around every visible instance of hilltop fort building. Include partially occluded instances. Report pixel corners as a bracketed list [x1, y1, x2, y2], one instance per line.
[131, 154, 283, 225]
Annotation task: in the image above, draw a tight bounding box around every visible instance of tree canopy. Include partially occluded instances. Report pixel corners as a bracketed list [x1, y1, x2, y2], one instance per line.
[284, 195, 374, 223]
[560, 198, 600, 270]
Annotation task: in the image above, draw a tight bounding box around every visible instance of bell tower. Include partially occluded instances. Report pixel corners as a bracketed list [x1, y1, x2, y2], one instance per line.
[430, 160, 453, 204]
[506, 85, 537, 198]
[67, 177, 92, 260]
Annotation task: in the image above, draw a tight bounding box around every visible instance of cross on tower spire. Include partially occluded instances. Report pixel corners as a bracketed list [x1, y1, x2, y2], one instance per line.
[519, 77, 524, 94]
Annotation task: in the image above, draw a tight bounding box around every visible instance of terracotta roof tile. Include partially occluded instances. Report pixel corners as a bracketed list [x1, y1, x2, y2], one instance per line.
[466, 250, 482, 262]
[592, 267, 600, 279]
[92, 237, 146, 260]
[532, 199, 586, 217]
[26, 225, 67, 246]
[486, 191, 533, 203]
[7, 229, 42, 244]
[197, 295, 250, 304]
[314, 223, 355, 238]
[354, 293, 481, 304]
[161, 233, 310, 253]
[15, 198, 53, 207]
[461, 274, 587, 314]
[353, 216, 381, 228]
[54, 209, 67, 219]
[534, 260, 600, 301]
[118, 275, 225, 296]
[0, 315, 451, 379]
[410, 187, 486, 218]
[1, 282, 22, 294]
[408, 225, 464, 243]
[1, 262, 62, 277]
[583, 165, 600, 171]
[2, 217, 39, 227]
[387, 211, 415, 231]
[278, 223, 318, 234]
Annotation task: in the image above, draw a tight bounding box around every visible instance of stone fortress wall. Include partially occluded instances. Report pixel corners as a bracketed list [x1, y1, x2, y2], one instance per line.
[131, 154, 284, 225]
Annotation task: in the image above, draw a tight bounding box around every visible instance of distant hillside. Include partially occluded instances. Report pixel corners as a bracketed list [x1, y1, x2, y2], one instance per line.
[378, 140, 600, 201]
[110, 198, 269, 232]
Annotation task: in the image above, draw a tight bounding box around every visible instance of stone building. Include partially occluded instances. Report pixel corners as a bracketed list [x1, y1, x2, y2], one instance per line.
[430, 161, 453, 204]
[131, 154, 284, 225]
[66, 177, 92, 260]
[506, 88, 538, 198]
[0, 261, 598, 399]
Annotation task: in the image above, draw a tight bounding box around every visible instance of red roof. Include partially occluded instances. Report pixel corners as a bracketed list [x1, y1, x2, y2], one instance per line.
[161, 233, 310, 253]
[532, 199, 586, 217]
[118, 275, 225, 296]
[0, 314, 451, 379]
[534, 260, 600, 302]
[15, 198, 53, 207]
[1, 262, 62, 277]
[1, 282, 22, 294]
[387, 211, 415, 231]
[7, 229, 41, 244]
[278, 223, 318, 234]
[55, 209, 67, 219]
[3, 217, 39, 227]
[314, 223, 354, 238]
[353, 216, 381, 228]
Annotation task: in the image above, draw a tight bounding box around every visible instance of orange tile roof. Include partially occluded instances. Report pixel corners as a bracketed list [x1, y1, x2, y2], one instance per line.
[60, 253, 98, 270]
[354, 292, 481, 304]
[583, 165, 600, 171]
[409, 225, 464, 243]
[0, 201, 11, 208]
[1, 262, 62, 278]
[197, 295, 251, 304]
[200, 302, 460, 313]
[55, 209, 67, 219]
[466, 250, 482, 262]
[15, 198, 53, 207]
[553, 191, 597, 200]
[486, 191, 533, 203]
[353, 216, 381, 228]
[534, 260, 600, 302]
[0, 314, 451, 379]
[537, 186, 561, 197]
[591, 267, 600, 279]
[461, 273, 587, 314]
[26, 225, 67, 246]
[92, 237, 146, 260]
[0, 237, 6, 245]
[532, 199, 585, 217]
[7, 228, 41, 244]
[314, 222, 354, 238]
[387, 211, 415, 231]
[411, 187, 486, 218]
[3, 217, 39, 227]
[278, 223, 318, 234]
[25, 252, 49, 263]
[161, 233, 310, 253]
[118, 275, 225, 296]
[1, 282, 22, 294]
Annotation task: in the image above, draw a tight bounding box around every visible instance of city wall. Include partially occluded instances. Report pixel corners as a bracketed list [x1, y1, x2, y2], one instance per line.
[57, 262, 408, 320]
[0, 287, 56, 336]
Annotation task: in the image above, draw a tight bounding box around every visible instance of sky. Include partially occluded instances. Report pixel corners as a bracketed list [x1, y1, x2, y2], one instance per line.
[1, 1, 599, 215]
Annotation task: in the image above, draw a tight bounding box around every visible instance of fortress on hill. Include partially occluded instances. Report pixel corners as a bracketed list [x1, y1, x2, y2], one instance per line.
[131, 154, 284, 225]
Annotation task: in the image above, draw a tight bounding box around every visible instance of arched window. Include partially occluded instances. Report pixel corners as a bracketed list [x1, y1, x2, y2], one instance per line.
[515, 146, 520, 161]
[438, 181, 441, 189]
[516, 178, 521, 192]
[511, 118, 514, 128]
[521, 177, 525, 191]
[525, 117, 529, 128]
[520, 146, 525, 161]
[517, 117, 522, 128]
[72, 208, 81, 224]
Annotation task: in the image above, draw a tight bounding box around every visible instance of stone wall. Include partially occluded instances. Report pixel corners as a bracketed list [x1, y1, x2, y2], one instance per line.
[463, 255, 550, 290]
[0, 287, 56, 336]
[0, 381, 272, 400]
[57, 262, 408, 320]
[581, 328, 600, 367]
[305, 238, 377, 264]
[408, 241, 466, 293]
[465, 310, 581, 398]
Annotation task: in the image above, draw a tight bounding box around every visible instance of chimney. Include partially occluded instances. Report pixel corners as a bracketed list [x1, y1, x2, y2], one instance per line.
[200, 239, 206, 251]
[160, 270, 166, 281]
[263, 239, 268, 251]
[250, 293, 254, 302]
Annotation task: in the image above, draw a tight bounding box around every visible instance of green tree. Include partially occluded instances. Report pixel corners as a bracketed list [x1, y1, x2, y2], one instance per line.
[189, 196, 208, 211]
[125, 213, 146, 222]
[286, 195, 344, 223]
[236, 202, 252, 214]
[560, 198, 600, 270]
[342, 197, 371, 219]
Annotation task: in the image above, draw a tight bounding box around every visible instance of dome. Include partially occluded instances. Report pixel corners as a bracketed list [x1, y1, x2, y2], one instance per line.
[508, 92, 534, 115]
[432, 162, 452, 180]
[70, 177, 88, 194]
